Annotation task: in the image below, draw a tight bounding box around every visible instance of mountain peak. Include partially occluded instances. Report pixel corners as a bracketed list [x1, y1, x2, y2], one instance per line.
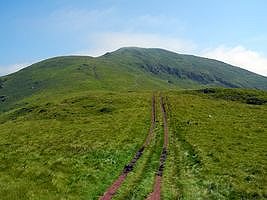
[113, 46, 178, 54]
[1, 47, 267, 111]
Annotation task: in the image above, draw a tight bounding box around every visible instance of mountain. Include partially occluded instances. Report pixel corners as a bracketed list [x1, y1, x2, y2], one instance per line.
[1, 47, 267, 111]
[1, 47, 267, 199]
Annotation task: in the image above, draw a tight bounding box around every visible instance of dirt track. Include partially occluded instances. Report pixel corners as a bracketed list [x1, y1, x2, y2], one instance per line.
[146, 95, 168, 200]
[99, 95, 156, 200]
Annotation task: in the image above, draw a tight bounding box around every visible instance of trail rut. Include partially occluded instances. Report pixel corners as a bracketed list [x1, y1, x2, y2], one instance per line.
[99, 95, 156, 200]
[146, 95, 169, 200]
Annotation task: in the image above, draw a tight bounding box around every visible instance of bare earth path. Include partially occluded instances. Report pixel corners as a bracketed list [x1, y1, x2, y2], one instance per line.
[146, 95, 168, 200]
[99, 95, 156, 200]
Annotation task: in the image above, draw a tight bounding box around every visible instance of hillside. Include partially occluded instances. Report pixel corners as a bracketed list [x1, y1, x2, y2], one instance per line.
[0, 89, 266, 199]
[107, 47, 267, 90]
[0, 47, 267, 199]
[1, 47, 267, 111]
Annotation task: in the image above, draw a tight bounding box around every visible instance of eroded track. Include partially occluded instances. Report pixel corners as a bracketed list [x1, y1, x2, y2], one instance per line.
[99, 95, 156, 200]
[146, 95, 168, 200]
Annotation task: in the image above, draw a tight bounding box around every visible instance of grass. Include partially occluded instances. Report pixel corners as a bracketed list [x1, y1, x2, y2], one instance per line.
[112, 93, 164, 200]
[1, 47, 267, 199]
[2, 47, 267, 112]
[162, 89, 267, 199]
[0, 88, 267, 199]
[0, 91, 153, 199]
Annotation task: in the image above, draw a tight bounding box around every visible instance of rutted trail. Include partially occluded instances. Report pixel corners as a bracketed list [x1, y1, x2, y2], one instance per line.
[147, 95, 169, 200]
[99, 95, 156, 200]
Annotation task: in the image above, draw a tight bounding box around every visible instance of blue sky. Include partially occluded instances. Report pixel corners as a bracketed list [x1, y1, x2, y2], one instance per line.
[1, 0, 267, 76]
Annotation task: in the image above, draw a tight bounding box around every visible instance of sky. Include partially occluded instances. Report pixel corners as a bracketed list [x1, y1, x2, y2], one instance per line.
[1, 0, 267, 76]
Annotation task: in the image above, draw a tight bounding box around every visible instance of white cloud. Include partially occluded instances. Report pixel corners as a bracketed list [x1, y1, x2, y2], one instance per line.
[77, 32, 196, 56]
[0, 63, 31, 76]
[202, 45, 267, 76]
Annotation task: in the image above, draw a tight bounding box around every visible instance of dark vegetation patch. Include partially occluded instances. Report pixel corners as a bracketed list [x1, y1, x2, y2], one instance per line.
[0, 95, 7, 102]
[141, 64, 214, 85]
[3, 106, 38, 121]
[76, 63, 91, 76]
[76, 63, 89, 71]
[14, 107, 36, 116]
[98, 107, 112, 113]
[213, 76, 239, 88]
[0, 78, 7, 89]
[197, 88, 267, 105]
[61, 95, 115, 115]
[92, 66, 99, 79]
[1, 94, 117, 123]
[202, 88, 216, 94]
[140, 64, 239, 87]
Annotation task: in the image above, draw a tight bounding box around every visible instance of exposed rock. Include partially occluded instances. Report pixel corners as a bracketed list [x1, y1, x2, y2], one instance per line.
[0, 95, 7, 102]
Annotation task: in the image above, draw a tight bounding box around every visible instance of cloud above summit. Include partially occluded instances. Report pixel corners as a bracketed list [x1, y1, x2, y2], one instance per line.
[202, 45, 267, 76]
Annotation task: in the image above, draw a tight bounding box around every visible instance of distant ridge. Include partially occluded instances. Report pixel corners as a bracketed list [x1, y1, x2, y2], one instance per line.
[1, 47, 267, 111]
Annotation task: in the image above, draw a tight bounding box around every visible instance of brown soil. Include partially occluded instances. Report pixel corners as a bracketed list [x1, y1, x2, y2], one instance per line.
[146, 95, 169, 200]
[100, 174, 127, 200]
[146, 176, 161, 200]
[99, 95, 156, 200]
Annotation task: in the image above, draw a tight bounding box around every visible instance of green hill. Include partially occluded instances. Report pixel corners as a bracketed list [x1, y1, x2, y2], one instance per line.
[0, 47, 267, 199]
[1, 47, 267, 111]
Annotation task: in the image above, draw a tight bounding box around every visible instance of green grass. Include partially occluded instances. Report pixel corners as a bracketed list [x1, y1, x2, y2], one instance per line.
[0, 88, 267, 199]
[1, 47, 267, 199]
[0, 91, 153, 199]
[112, 94, 164, 200]
[0, 53, 175, 112]
[162, 90, 267, 199]
[2, 47, 267, 112]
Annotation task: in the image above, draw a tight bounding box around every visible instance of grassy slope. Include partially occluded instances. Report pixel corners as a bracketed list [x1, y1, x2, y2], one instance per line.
[1, 47, 267, 112]
[0, 55, 173, 112]
[0, 89, 266, 199]
[163, 89, 267, 199]
[0, 47, 267, 199]
[0, 91, 152, 199]
[108, 47, 267, 90]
